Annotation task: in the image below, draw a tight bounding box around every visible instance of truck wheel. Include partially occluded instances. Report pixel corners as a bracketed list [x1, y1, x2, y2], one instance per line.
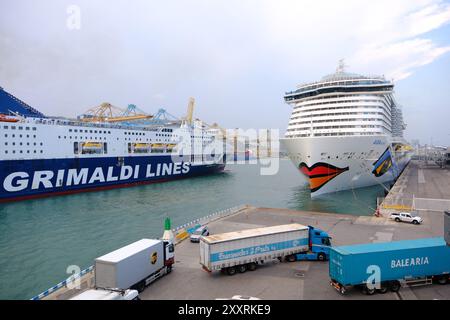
[286, 255, 296, 262]
[377, 285, 388, 294]
[395, 218, 401, 222]
[136, 281, 146, 293]
[317, 253, 326, 261]
[365, 286, 376, 295]
[412, 220, 419, 225]
[339, 286, 347, 295]
[247, 263, 257, 271]
[166, 265, 172, 274]
[390, 281, 401, 292]
[226, 266, 237, 276]
[437, 276, 448, 285]
[238, 265, 247, 273]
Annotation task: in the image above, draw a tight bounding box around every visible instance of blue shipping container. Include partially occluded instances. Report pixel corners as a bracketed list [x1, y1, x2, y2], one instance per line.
[329, 237, 450, 286]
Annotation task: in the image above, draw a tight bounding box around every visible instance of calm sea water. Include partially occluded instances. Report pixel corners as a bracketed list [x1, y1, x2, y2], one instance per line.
[0, 159, 386, 299]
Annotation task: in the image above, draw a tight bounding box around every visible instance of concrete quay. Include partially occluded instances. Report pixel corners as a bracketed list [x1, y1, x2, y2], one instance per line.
[140, 205, 449, 300]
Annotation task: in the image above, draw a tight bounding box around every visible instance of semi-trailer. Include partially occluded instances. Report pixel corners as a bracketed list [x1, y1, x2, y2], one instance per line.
[199, 223, 331, 275]
[329, 237, 450, 295]
[95, 238, 174, 293]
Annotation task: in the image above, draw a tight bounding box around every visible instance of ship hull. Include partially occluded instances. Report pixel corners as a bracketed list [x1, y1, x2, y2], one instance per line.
[0, 155, 226, 202]
[281, 135, 411, 197]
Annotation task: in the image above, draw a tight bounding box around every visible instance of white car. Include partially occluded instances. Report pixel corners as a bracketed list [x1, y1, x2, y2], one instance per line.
[216, 295, 261, 300]
[190, 226, 210, 243]
[390, 212, 423, 225]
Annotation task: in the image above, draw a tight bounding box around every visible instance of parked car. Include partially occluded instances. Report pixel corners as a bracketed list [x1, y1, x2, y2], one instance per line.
[389, 212, 423, 225]
[190, 226, 209, 243]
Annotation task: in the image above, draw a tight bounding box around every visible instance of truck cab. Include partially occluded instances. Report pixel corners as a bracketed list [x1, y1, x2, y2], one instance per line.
[70, 288, 139, 300]
[295, 226, 332, 261]
[163, 240, 175, 272]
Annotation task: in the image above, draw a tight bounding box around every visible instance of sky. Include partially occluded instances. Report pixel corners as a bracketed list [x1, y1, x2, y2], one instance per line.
[1, 0, 449, 145]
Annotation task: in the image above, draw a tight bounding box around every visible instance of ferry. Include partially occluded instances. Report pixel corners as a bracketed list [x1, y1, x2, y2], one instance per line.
[0, 86, 226, 202]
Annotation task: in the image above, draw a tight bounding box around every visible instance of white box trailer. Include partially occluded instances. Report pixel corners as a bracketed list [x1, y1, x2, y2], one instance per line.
[95, 239, 174, 292]
[200, 223, 309, 275]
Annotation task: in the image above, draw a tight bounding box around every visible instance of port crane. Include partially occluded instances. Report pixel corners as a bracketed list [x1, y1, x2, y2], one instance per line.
[79, 103, 153, 123]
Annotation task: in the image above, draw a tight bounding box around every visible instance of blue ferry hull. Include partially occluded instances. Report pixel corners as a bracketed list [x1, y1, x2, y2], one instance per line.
[0, 155, 226, 202]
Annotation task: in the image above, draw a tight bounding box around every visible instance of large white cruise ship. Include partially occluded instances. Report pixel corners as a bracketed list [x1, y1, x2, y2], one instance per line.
[281, 63, 412, 197]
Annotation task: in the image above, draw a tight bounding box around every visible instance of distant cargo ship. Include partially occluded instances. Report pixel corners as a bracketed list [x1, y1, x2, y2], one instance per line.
[0, 87, 226, 202]
[281, 62, 412, 197]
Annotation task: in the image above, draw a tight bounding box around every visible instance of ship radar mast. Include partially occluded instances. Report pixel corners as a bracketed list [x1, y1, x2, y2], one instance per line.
[336, 59, 348, 74]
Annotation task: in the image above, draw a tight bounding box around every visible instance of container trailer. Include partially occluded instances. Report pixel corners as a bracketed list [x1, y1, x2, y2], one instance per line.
[329, 237, 450, 295]
[200, 223, 331, 275]
[95, 238, 174, 292]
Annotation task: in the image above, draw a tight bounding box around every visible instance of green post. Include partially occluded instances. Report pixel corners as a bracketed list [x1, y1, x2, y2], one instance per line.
[164, 217, 171, 231]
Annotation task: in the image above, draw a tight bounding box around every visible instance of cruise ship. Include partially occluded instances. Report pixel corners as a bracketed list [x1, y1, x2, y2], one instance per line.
[281, 63, 412, 197]
[0, 87, 226, 202]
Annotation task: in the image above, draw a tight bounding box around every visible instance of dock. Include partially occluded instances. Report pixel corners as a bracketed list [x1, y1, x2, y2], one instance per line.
[138, 161, 449, 300]
[33, 161, 450, 300]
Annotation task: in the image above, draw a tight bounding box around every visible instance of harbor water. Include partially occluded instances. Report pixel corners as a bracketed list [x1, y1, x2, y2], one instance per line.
[0, 159, 386, 299]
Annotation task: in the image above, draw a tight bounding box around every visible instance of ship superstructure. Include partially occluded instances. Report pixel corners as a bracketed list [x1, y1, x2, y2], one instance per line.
[0, 87, 226, 202]
[281, 62, 412, 197]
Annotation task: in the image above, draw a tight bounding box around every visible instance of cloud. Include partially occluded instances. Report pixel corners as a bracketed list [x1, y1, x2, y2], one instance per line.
[0, 0, 449, 134]
[348, 0, 450, 80]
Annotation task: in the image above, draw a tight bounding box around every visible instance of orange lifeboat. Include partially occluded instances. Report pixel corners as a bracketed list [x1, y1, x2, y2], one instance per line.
[0, 114, 19, 123]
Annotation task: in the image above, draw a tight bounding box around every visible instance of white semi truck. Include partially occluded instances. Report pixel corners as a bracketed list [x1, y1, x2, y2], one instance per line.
[199, 223, 311, 275]
[95, 238, 174, 292]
